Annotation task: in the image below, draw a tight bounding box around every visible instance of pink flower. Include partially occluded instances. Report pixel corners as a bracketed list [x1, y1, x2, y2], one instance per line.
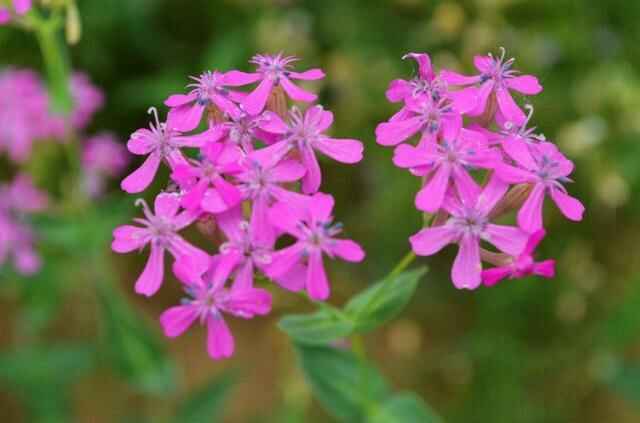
[221, 109, 282, 153]
[385, 53, 476, 117]
[111, 193, 210, 297]
[70, 72, 104, 130]
[375, 94, 462, 147]
[266, 193, 365, 300]
[0, 0, 32, 25]
[0, 69, 53, 162]
[170, 140, 243, 213]
[165, 71, 244, 132]
[235, 147, 307, 241]
[259, 105, 364, 193]
[441, 48, 542, 125]
[224, 53, 325, 115]
[409, 176, 528, 289]
[160, 256, 272, 360]
[0, 174, 48, 275]
[482, 230, 555, 286]
[496, 141, 584, 233]
[82, 133, 129, 198]
[211, 207, 274, 291]
[393, 127, 499, 212]
[121, 108, 208, 194]
[82, 132, 129, 177]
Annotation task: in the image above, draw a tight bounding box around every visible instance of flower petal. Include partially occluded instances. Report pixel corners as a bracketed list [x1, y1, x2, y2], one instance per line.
[313, 137, 363, 164]
[160, 305, 198, 338]
[242, 77, 274, 115]
[416, 165, 451, 213]
[280, 77, 317, 102]
[112, 225, 148, 253]
[517, 183, 546, 233]
[506, 75, 542, 95]
[134, 245, 165, 297]
[409, 225, 457, 256]
[481, 266, 511, 287]
[121, 153, 161, 194]
[550, 188, 584, 222]
[330, 239, 365, 262]
[375, 116, 423, 146]
[483, 224, 528, 255]
[451, 235, 481, 290]
[307, 250, 330, 301]
[207, 315, 234, 360]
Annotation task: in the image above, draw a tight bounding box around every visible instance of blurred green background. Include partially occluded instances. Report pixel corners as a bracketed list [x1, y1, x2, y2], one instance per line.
[2, 0, 640, 421]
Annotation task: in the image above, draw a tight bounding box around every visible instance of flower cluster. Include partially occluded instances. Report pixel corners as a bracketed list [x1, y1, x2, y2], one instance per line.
[376, 49, 584, 290]
[0, 174, 48, 275]
[113, 53, 365, 360]
[0, 0, 31, 25]
[0, 68, 104, 163]
[0, 68, 123, 275]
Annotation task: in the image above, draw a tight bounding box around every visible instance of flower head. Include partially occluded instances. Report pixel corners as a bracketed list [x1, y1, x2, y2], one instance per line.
[496, 140, 584, 232]
[111, 193, 209, 296]
[266, 193, 365, 300]
[409, 176, 528, 289]
[441, 47, 542, 124]
[160, 256, 272, 360]
[223, 53, 325, 115]
[121, 108, 208, 193]
[482, 229, 555, 286]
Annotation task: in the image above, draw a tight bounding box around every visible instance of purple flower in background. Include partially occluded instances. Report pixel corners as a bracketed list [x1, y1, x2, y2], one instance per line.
[409, 176, 528, 290]
[160, 256, 272, 360]
[496, 141, 584, 233]
[266, 193, 365, 300]
[0, 0, 32, 25]
[111, 193, 210, 297]
[81, 132, 129, 197]
[482, 229, 555, 286]
[224, 53, 325, 115]
[260, 105, 364, 193]
[441, 48, 542, 124]
[0, 174, 48, 275]
[70, 72, 105, 131]
[0, 69, 54, 162]
[165, 71, 245, 132]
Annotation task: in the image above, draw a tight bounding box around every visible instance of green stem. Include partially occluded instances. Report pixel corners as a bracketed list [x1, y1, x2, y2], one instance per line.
[387, 250, 417, 279]
[32, 13, 73, 114]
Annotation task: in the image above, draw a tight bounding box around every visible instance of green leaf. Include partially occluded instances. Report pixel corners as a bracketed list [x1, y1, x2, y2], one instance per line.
[345, 267, 426, 332]
[172, 370, 236, 423]
[97, 282, 175, 395]
[369, 393, 443, 423]
[279, 309, 354, 345]
[295, 344, 389, 422]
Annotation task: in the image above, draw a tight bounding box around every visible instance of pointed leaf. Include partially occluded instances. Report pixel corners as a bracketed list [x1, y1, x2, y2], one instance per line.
[279, 310, 355, 345]
[345, 267, 427, 332]
[369, 393, 443, 423]
[295, 344, 389, 421]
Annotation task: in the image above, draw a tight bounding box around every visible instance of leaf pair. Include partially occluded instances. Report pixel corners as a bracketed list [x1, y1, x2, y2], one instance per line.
[280, 267, 427, 346]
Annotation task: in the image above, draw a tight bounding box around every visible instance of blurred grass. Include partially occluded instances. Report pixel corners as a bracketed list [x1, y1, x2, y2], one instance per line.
[1, 0, 640, 422]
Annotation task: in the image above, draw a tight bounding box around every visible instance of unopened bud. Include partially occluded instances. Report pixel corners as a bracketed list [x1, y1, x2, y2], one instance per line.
[489, 183, 533, 219]
[267, 85, 288, 119]
[65, 0, 82, 45]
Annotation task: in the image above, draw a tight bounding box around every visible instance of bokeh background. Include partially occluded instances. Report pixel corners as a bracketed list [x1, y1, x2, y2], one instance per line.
[2, 0, 640, 421]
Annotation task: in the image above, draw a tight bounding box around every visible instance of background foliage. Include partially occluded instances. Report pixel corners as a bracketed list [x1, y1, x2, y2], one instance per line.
[1, 0, 640, 421]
